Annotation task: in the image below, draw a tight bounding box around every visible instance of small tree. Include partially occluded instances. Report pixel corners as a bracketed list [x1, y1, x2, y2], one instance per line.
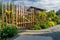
[47, 10, 56, 18]
[35, 11, 47, 22]
[56, 10, 60, 15]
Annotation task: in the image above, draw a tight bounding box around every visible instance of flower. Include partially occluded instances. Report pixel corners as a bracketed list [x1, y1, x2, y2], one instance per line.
[49, 21, 55, 26]
[5, 9, 11, 14]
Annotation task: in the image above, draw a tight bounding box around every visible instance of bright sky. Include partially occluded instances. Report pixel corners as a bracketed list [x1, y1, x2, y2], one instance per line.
[1, 0, 60, 11]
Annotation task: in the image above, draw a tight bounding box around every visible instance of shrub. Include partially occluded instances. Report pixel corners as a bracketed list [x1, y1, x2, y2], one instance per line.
[55, 16, 60, 24]
[40, 21, 51, 29]
[31, 24, 41, 30]
[49, 21, 56, 26]
[7, 24, 18, 37]
[1, 24, 18, 39]
[57, 20, 60, 24]
[0, 27, 1, 40]
[35, 11, 47, 21]
[49, 16, 60, 24]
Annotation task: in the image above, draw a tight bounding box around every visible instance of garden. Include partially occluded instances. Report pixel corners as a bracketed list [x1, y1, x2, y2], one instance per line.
[28, 10, 60, 30]
[1, 10, 60, 40]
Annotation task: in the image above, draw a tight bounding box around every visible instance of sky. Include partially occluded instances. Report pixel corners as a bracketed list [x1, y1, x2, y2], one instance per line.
[1, 0, 60, 11]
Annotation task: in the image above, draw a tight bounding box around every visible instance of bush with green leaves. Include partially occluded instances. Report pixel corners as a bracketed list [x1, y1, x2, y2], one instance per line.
[0, 27, 1, 40]
[35, 11, 47, 21]
[1, 24, 18, 39]
[55, 16, 60, 24]
[48, 16, 60, 24]
[40, 21, 51, 29]
[30, 24, 41, 30]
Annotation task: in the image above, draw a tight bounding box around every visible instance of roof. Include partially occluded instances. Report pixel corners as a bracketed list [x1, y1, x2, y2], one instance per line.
[27, 6, 45, 11]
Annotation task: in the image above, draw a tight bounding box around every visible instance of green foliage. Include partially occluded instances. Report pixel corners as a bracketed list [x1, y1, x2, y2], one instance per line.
[29, 11, 49, 30]
[29, 10, 59, 30]
[47, 10, 56, 18]
[35, 11, 46, 21]
[0, 23, 18, 39]
[40, 21, 51, 29]
[56, 10, 60, 15]
[30, 24, 41, 30]
[55, 16, 60, 24]
[0, 14, 2, 20]
[0, 26, 1, 40]
[47, 10, 60, 24]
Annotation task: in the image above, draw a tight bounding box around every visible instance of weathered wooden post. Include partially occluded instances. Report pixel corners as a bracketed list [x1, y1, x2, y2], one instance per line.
[20, 5, 22, 28]
[2, 3, 4, 27]
[18, 5, 19, 26]
[32, 8, 34, 26]
[16, 4, 18, 27]
[31, 8, 34, 26]
[5, 3, 8, 24]
[23, 6, 25, 28]
[12, 3, 14, 25]
[8, 2, 10, 24]
[22, 5, 25, 28]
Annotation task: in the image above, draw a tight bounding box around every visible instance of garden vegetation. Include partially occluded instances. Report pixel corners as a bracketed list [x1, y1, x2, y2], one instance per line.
[29, 10, 60, 30]
[0, 23, 18, 40]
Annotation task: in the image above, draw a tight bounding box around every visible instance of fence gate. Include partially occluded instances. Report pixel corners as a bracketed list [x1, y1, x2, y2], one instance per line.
[2, 2, 34, 29]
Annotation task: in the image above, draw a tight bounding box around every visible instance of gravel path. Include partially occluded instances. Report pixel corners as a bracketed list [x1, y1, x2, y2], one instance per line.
[10, 25, 60, 40]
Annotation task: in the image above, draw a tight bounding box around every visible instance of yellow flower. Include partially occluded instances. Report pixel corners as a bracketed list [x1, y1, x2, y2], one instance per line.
[49, 21, 55, 26]
[5, 9, 11, 14]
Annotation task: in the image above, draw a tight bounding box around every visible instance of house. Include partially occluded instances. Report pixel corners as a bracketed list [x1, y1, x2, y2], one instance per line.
[27, 6, 45, 14]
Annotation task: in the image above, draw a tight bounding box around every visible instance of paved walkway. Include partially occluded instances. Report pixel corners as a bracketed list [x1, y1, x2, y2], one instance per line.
[10, 25, 60, 40]
[14, 36, 53, 40]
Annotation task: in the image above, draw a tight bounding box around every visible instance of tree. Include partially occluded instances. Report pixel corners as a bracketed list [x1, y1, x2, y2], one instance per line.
[56, 10, 60, 15]
[47, 10, 56, 19]
[36, 11, 47, 21]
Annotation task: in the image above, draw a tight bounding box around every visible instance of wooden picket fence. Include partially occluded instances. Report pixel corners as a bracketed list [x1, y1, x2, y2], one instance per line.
[2, 2, 34, 29]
